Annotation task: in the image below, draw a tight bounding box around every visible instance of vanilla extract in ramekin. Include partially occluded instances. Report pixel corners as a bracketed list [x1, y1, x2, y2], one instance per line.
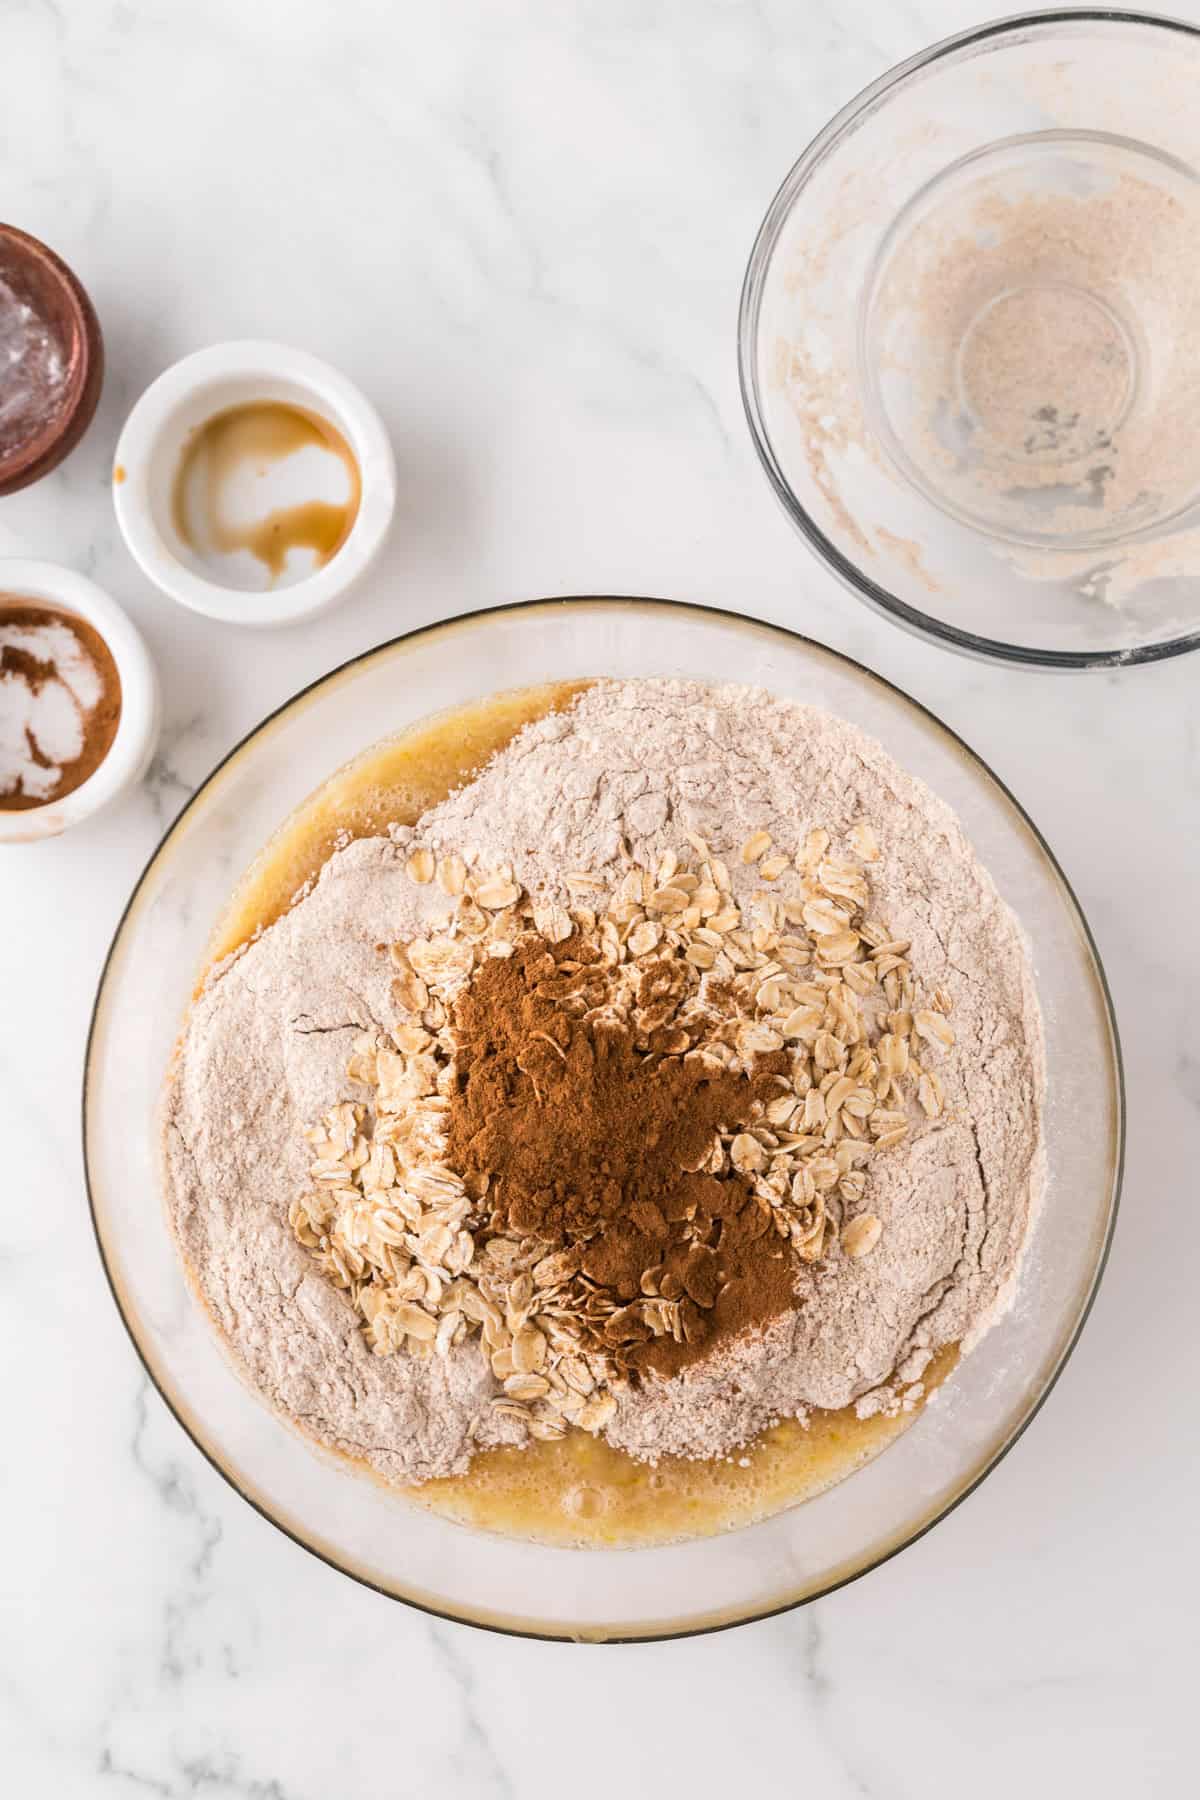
[171, 400, 363, 587]
[113, 342, 396, 628]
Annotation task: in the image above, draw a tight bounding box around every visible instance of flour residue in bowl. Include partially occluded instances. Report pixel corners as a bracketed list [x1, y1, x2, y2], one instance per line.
[865, 141, 1200, 551]
[0, 598, 121, 810]
[752, 38, 1200, 653]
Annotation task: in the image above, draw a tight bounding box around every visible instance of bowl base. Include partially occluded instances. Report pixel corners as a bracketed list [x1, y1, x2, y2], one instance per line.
[861, 130, 1200, 550]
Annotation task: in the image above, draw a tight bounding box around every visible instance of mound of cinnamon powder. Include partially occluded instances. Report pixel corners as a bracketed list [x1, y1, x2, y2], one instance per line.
[447, 933, 797, 1379]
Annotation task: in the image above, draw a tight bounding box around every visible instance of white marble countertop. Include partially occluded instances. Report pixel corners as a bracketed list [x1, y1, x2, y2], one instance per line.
[2, 2, 1197, 1794]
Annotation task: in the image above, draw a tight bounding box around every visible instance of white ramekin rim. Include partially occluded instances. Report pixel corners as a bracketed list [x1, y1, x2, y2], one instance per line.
[0, 558, 161, 843]
[111, 340, 397, 628]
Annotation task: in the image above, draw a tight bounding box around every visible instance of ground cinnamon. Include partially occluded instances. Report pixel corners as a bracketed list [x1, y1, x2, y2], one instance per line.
[447, 932, 799, 1379]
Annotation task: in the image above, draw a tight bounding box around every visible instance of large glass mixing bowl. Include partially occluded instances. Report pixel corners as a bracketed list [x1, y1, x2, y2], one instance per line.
[84, 600, 1122, 1639]
[740, 10, 1200, 668]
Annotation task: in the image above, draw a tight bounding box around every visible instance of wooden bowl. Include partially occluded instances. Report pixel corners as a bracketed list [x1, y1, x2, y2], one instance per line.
[0, 223, 104, 495]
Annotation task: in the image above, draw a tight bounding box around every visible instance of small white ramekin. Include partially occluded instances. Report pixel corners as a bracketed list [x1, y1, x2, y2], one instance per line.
[0, 558, 160, 844]
[112, 341, 397, 628]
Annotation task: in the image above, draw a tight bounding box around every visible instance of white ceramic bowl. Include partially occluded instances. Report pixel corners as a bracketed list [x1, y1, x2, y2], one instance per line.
[0, 558, 159, 844]
[84, 599, 1122, 1640]
[112, 341, 396, 628]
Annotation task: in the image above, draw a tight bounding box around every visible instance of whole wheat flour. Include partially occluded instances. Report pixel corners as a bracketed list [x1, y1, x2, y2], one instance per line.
[162, 679, 1045, 1483]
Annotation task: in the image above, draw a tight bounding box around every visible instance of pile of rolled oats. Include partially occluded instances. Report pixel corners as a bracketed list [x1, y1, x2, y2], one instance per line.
[289, 823, 956, 1442]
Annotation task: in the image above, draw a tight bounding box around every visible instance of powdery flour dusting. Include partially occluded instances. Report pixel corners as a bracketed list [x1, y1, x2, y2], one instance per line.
[162, 680, 1045, 1483]
[1, 614, 102, 802]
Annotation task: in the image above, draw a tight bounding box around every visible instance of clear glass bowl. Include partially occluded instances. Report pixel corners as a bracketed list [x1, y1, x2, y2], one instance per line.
[739, 11, 1200, 669]
[84, 600, 1122, 1640]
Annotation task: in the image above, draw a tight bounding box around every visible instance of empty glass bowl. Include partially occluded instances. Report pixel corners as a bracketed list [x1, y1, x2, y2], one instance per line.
[740, 11, 1200, 668]
[84, 601, 1121, 1638]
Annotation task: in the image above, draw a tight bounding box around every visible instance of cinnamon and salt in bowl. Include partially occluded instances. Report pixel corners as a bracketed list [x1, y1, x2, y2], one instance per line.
[0, 224, 104, 494]
[84, 599, 1122, 1641]
[0, 559, 159, 844]
[740, 11, 1200, 668]
[112, 341, 396, 627]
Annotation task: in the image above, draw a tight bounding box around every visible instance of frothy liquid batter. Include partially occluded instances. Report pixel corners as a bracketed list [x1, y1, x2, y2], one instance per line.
[199, 682, 953, 1545]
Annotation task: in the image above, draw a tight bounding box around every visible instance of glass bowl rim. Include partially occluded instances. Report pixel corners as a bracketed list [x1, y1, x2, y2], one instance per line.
[737, 6, 1200, 672]
[82, 595, 1126, 1640]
